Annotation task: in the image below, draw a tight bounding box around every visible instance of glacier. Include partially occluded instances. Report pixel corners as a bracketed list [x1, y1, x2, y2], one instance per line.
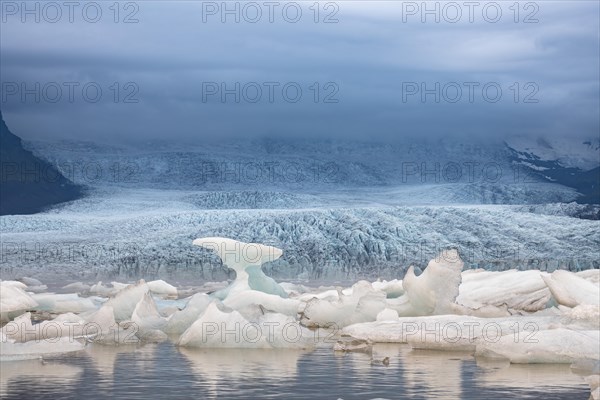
[1, 137, 598, 281]
[1, 196, 598, 281]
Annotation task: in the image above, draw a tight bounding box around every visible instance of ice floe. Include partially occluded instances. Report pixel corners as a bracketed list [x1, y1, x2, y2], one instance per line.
[0, 237, 598, 396]
[0, 281, 38, 322]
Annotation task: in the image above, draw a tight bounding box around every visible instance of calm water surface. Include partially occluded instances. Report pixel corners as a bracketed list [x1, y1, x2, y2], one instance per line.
[0, 342, 591, 399]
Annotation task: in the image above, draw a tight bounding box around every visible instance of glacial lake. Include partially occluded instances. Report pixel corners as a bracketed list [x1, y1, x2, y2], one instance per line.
[0, 342, 591, 399]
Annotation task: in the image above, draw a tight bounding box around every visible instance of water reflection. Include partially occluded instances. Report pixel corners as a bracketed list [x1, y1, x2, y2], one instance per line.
[475, 358, 588, 391]
[0, 359, 83, 398]
[180, 348, 306, 398]
[0, 342, 591, 399]
[84, 344, 141, 389]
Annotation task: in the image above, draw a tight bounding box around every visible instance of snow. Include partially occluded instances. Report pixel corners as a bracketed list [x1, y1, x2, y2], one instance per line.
[506, 136, 600, 171]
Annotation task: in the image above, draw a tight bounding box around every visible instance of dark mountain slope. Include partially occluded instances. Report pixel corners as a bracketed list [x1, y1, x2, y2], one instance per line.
[0, 111, 83, 215]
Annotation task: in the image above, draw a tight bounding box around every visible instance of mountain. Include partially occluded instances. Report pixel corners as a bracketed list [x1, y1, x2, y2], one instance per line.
[0, 111, 83, 215]
[506, 136, 600, 204]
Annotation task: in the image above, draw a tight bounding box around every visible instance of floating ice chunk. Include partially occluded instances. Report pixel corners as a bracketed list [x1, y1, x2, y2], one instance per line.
[376, 308, 399, 322]
[31, 293, 96, 314]
[82, 304, 115, 341]
[61, 282, 91, 293]
[399, 249, 463, 316]
[542, 270, 600, 307]
[577, 269, 600, 285]
[296, 288, 340, 302]
[192, 237, 286, 299]
[1, 312, 34, 342]
[131, 292, 167, 333]
[246, 266, 288, 298]
[0, 282, 38, 322]
[178, 302, 254, 348]
[18, 277, 43, 287]
[0, 281, 28, 290]
[343, 315, 558, 351]
[278, 282, 310, 296]
[300, 281, 386, 328]
[166, 293, 212, 334]
[371, 279, 404, 298]
[223, 289, 300, 317]
[2, 312, 87, 342]
[16, 277, 47, 293]
[0, 336, 85, 361]
[333, 336, 371, 352]
[147, 280, 178, 298]
[475, 328, 600, 363]
[256, 311, 315, 349]
[458, 269, 551, 312]
[104, 280, 149, 321]
[82, 304, 138, 345]
[111, 282, 129, 291]
[178, 302, 311, 348]
[559, 304, 600, 330]
[89, 281, 119, 297]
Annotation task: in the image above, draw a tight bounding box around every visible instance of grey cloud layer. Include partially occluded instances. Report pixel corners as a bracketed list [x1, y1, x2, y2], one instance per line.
[0, 1, 598, 142]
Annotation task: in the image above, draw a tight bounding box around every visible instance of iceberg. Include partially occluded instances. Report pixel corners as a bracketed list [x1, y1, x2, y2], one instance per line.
[0, 337, 85, 361]
[1, 312, 86, 342]
[475, 328, 600, 363]
[166, 293, 212, 334]
[131, 293, 168, 342]
[457, 269, 552, 312]
[300, 281, 387, 328]
[401, 249, 463, 315]
[147, 280, 178, 298]
[542, 270, 600, 307]
[0, 281, 38, 322]
[192, 237, 286, 299]
[104, 280, 150, 321]
[178, 302, 313, 349]
[31, 293, 96, 314]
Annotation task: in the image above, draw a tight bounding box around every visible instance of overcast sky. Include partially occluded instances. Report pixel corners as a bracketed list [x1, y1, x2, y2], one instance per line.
[1, 1, 598, 143]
